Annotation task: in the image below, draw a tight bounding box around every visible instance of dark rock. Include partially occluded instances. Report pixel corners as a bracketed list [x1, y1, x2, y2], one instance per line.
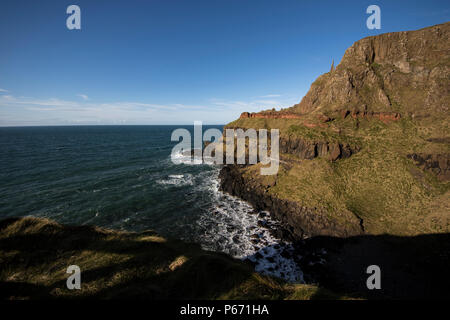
[407, 153, 450, 181]
[254, 252, 263, 260]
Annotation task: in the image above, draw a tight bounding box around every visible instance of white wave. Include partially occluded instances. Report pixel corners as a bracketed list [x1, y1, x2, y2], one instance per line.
[168, 174, 184, 179]
[194, 169, 304, 283]
[170, 149, 202, 165]
[156, 173, 194, 187]
[169, 149, 218, 166]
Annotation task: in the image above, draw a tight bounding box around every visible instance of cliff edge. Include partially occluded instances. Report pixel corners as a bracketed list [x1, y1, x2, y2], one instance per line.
[221, 22, 450, 238]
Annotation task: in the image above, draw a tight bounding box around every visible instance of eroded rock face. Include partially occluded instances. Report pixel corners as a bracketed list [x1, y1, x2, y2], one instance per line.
[292, 22, 449, 120]
[340, 110, 401, 122]
[219, 165, 363, 239]
[279, 136, 359, 161]
[222, 126, 360, 161]
[407, 153, 450, 181]
[239, 112, 332, 122]
[241, 23, 449, 125]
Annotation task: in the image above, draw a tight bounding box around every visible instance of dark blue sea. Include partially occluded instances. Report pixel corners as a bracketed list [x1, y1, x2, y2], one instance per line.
[0, 125, 302, 282]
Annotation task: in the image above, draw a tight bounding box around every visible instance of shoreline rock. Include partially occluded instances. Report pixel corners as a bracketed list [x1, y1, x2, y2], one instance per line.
[219, 165, 363, 240]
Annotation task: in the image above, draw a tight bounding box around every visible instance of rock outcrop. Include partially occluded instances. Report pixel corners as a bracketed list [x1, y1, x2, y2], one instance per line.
[239, 23, 450, 125]
[291, 22, 449, 121]
[407, 153, 450, 181]
[240, 111, 303, 119]
[341, 110, 401, 122]
[280, 136, 360, 161]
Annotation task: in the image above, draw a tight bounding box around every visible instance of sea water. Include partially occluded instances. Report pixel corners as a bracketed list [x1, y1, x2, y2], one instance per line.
[0, 125, 303, 282]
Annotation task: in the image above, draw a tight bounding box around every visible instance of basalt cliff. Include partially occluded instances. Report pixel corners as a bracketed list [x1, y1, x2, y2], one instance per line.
[220, 22, 450, 239]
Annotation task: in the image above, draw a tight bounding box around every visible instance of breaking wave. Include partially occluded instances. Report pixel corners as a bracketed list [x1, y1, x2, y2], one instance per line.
[156, 174, 194, 187]
[193, 168, 304, 283]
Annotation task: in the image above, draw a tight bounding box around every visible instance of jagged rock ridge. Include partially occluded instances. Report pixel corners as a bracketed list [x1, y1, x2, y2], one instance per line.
[292, 22, 449, 120]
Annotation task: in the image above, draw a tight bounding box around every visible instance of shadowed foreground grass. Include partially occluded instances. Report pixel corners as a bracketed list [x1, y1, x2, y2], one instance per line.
[0, 217, 345, 300]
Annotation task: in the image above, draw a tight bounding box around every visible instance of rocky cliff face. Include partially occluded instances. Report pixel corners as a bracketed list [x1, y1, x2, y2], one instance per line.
[220, 22, 450, 238]
[407, 152, 450, 181]
[292, 22, 449, 121]
[238, 23, 449, 124]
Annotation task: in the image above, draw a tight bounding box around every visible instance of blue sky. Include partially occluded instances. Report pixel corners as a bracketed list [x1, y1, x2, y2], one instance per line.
[0, 0, 448, 126]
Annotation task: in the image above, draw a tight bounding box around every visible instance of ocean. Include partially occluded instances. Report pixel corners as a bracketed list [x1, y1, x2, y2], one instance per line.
[0, 125, 303, 282]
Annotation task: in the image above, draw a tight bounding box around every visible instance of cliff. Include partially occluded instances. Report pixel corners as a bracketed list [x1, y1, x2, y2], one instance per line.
[293, 22, 449, 122]
[221, 22, 450, 239]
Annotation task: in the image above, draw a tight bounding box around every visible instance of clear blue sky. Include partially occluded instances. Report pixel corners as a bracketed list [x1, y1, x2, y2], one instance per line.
[0, 0, 448, 126]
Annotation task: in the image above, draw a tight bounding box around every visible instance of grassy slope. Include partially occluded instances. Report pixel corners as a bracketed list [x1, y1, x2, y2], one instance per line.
[0, 217, 347, 300]
[226, 116, 449, 235]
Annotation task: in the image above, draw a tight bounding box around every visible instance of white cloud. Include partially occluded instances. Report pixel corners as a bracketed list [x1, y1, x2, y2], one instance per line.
[0, 95, 228, 125]
[77, 94, 89, 100]
[0, 93, 299, 126]
[0, 88, 8, 93]
[258, 94, 281, 98]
